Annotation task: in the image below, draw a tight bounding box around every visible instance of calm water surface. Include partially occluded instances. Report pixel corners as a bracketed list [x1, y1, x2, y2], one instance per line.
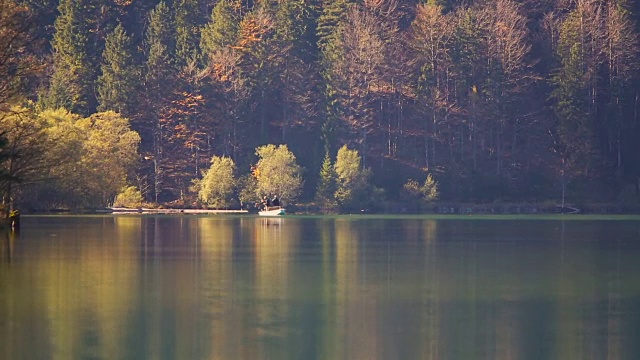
[1, 215, 640, 359]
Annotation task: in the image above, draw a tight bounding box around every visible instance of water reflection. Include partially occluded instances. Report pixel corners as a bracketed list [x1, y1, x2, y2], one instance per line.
[1, 230, 17, 262]
[1, 216, 640, 359]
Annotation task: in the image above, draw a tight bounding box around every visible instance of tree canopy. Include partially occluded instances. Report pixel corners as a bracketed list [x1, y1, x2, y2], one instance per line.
[254, 144, 303, 205]
[2, 0, 640, 211]
[196, 155, 236, 208]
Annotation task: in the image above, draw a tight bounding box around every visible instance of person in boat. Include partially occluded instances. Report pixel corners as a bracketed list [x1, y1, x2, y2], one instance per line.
[261, 195, 271, 210]
[271, 195, 280, 207]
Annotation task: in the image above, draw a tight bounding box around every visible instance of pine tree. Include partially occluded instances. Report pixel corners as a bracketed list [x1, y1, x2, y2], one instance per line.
[271, 0, 322, 142]
[142, 1, 177, 202]
[316, 0, 354, 51]
[315, 151, 337, 211]
[275, 0, 319, 62]
[173, 0, 205, 67]
[97, 23, 139, 117]
[44, 0, 97, 115]
[145, 1, 175, 95]
[200, 0, 240, 57]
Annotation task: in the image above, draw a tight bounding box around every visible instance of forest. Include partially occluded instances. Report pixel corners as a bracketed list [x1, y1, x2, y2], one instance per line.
[1, 0, 640, 212]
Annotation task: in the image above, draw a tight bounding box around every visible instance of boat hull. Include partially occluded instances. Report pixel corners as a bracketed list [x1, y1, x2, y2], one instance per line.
[258, 207, 285, 216]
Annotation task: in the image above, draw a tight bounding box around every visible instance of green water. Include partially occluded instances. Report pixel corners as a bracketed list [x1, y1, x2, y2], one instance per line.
[1, 215, 640, 359]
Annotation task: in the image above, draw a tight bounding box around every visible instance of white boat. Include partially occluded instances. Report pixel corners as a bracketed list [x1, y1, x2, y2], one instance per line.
[259, 206, 285, 216]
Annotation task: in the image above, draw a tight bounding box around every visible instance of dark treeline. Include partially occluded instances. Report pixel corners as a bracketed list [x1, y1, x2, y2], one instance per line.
[4, 0, 640, 208]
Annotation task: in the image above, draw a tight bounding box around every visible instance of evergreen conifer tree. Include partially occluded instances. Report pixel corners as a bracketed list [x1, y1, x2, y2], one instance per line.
[315, 151, 337, 210]
[145, 1, 175, 94]
[97, 24, 139, 117]
[173, 0, 205, 67]
[142, 1, 177, 203]
[200, 0, 240, 59]
[275, 0, 319, 62]
[44, 0, 97, 115]
[316, 0, 353, 51]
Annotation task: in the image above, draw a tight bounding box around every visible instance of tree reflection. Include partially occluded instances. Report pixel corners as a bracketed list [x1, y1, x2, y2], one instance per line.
[1, 216, 640, 359]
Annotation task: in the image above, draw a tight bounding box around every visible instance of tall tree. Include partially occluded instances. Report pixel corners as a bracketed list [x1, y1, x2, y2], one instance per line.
[272, 0, 322, 143]
[551, 0, 605, 180]
[254, 144, 303, 205]
[236, 7, 279, 144]
[44, 0, 97, 115]
[160, 63, 213, 200]
[0, 106, 50, 209]
[200, 0, 247, 162]
[200, 0, 240, 56]
[174, 0, 205, 67]
[317, 0, 355, 154]
[480, 0, 533, 176]
[0, 1, 38, 110]
[315, 151, 337, 211]
[334, 144, 372, 211]
[196, 155, 236, 208]
[76, 111, 140, 206]
[97, 23, 140, 117]
[409, 2, 455, 169]
[604, 0, 639, 172]
[142, 1, 176, 202]
[323, 4, 387, 164]
[204, 47, 250, 163]
[316, 0, 354, 50]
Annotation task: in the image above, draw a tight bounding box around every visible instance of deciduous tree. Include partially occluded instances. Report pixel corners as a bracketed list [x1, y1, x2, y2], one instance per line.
[334, 145, 371, 210]
[196, 155, 236, 208]
[254, 144, 303, 205]
[76, 111, 140, 206]
[0, 106, 51, 209]
[0, 1, 38, 111]
[142, 1, 176, 202]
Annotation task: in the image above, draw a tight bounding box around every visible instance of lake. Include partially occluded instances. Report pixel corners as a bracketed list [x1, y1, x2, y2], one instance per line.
[1, 215, 640, 359]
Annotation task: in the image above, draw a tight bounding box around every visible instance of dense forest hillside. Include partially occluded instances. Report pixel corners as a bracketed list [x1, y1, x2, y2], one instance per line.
[1, 0, 640, 211]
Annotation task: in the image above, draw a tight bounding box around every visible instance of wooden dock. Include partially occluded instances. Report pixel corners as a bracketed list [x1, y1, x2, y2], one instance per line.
[109, 207, 249, 215]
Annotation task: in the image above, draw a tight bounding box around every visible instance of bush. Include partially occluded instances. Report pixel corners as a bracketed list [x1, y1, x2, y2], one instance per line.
[402, 174, 439, 206]
[113, 186, 143, 208]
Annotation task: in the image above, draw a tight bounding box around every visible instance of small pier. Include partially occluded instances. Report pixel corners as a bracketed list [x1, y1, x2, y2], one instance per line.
[109, 208, 249, 215]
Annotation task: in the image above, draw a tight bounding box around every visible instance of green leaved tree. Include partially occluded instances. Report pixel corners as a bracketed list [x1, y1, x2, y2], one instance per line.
[76, 111, 140, 207]
[334, 145, 371, 211]
[0, 1, 38, 111]
[196, 156, 236, 209]
[254, 144, 303, 205]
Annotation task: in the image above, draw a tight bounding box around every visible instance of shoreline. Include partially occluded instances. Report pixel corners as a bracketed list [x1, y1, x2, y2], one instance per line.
[15, 202, 640, 216]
